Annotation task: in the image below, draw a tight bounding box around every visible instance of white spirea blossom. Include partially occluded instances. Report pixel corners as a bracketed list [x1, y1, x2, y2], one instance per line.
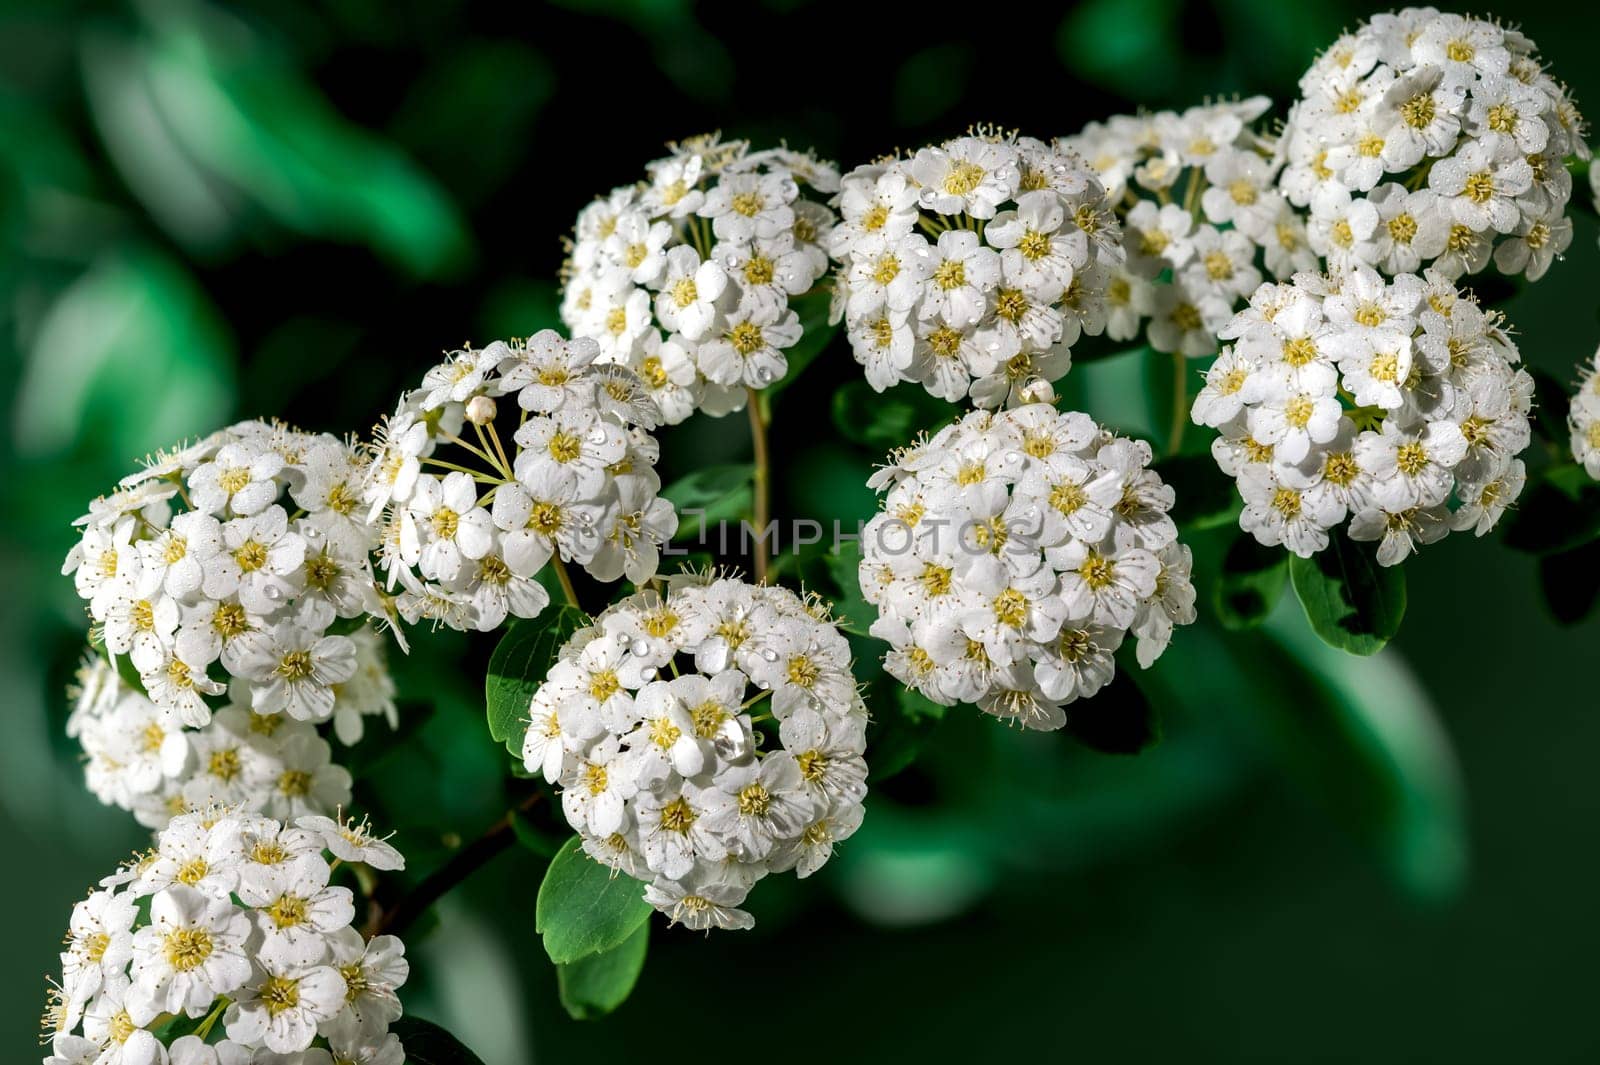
[40, 809, 409, 1064]
[522, 576, 869, 931]
[66, 628, 396, 829]
[1061, 98, 1315, 357]
[560, 134, 840, 423]
[858, 404, 1196, 728]
[1569, 345, 1600, 478]
[1280, 7, 1588, 282]
[1194, 267, 1533, 564]
[829, 129, 1123, 407]
[62, 421, 391, 732]
[362, 330, 677, 631]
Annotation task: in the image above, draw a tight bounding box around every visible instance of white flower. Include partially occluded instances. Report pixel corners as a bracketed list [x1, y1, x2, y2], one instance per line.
[529, 578, 867, 930]
[1279, 9, 1585, 281]
[126, 885, 252, 1021]
[231, 627, 358, 723]
[643, 877, 755, 931]
[833, 133, 1118, 404]
[296, 814, 405, 871]
[1200, 268, 1532, 565]
[697, 302, 800, 389]
[190, 443, 284, 517]
[238, 852, 355, 948]
[861, 405, 1191, 724]
[226, 936, 347, 1054]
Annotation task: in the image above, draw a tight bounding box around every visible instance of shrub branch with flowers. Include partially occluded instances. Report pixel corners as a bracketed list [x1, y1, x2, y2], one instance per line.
[37, 7, 1600, 1062]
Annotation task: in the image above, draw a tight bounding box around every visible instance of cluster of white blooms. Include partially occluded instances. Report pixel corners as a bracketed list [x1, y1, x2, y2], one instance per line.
[67, 629, 395, 830]
[829, 130, 1122, 407]
[1569, 346, 1600, 478]
[362, 330, 677, 631]
[1061, 99, 1317, 357]
[522, 576, 868, 931]
[857, 404, 1195, 728]
[1281, 7, 1588, 282]
[41, 809, 409, 1065]
[1193, 267, 1532, 564]
[63, 421, 389, 733]
[560, 134, 839, 423]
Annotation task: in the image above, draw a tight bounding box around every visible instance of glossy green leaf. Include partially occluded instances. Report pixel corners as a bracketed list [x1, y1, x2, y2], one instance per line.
[387, 1016, 489, 1064]
[535, 836, 653, 966]
[557, 920, 650, 1020]
[485, 606, 587, 759]
[1213, 533, 1288, 630]
[1289, 531, 1407, 655]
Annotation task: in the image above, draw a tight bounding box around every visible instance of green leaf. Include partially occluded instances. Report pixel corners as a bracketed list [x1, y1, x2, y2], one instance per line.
[661, 464, 753, 541]
[387, 1016, 489, 1064]
[831, 380, 951, 451]
[1538, 540, 1600, 625]
[1288, 530, 1407, 655]
[557, 920, 650, 1020]
[535, 836, 653, 966]
[1258, 609, 1466, 900]
[1213, 533, 1288, 630]
[1153, 452, 1239, 530]
[767, 287, 836, 400]
[1062, 670, 1159, 754]
[485, 606, 587, 759]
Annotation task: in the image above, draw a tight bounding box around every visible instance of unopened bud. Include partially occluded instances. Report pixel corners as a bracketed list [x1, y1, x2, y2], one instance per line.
[465, 395, 497, 425]
[1020, 378, 1057, 405]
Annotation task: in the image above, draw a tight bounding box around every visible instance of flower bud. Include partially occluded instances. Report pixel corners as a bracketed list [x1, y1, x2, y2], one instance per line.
[465, 395, 497, 425]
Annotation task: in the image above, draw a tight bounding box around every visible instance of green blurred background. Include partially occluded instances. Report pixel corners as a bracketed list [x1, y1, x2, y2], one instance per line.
[4, 0, 1597, 1061]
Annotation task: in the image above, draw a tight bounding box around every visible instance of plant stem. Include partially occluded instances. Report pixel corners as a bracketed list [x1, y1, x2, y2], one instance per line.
[746, 387, 771, 583]
[373, 794, 542, 938]
[551, 556, 582, 611]
[1167, 351, 1188, 456]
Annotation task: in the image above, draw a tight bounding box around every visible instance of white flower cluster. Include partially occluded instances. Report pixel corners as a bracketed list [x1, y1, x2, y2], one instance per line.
[857, 404, 1195, 729]
[42, 810, 408, 1065]
[63, 421, 387, 732]
[1061, 99, 1317, 357]
[561, 134, 840, 423]
[1569, 345, 1600, 478]
[829, 130, 1122, 407]
[522, 576, 868, 931]
[363, 330, 677, 631]
[1281, 7, 1588, 282]
[1194, 267, 1532, 565]
[67, 629, 395, 830]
